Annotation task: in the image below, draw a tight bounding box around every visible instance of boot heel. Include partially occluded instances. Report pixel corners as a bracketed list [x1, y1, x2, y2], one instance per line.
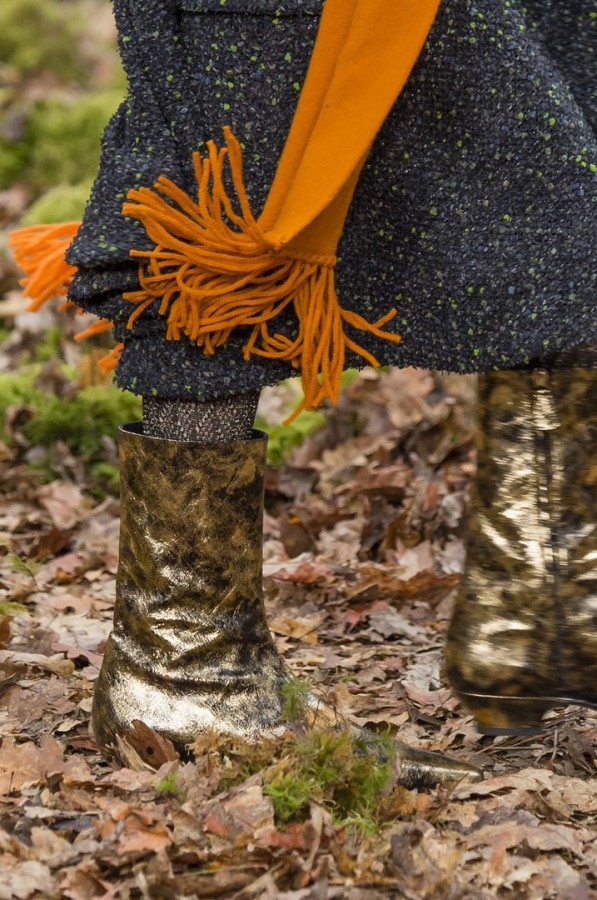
[458, 694, 551, 736]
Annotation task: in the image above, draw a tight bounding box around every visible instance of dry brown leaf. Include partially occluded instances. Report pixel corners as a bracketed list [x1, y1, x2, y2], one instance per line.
[464, 822, 584, 858]
[269, 613, 324, 644]
[29, 826, 72, 864]
[61, 755, 95, 786]
[347, 564, 460, 606]
[543, 774, 597, 815]
[0, 860, 55, 900]
[36, 551, 89, 586]
[117, 817, 171, 855]
[0, 649, 75, 676]
[204, 782, 274, 840]
[367, 606, 426, 642]
[37, 482, 89, 531]
[115, 720, 180, 771]
[256, 823, 308, 851]
[28, 527, 72, 561]
[59, 863, 112, 900]
[99, 767, 157, 792]
[264, 557, 335, 585]
[454, 767, 568, 803]
[0, 734, 64, 793]
[0, 617, 11, 649]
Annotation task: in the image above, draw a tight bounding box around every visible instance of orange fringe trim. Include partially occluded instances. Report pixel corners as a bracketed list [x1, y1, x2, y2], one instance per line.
[8, 222, 80, 311]
[74, 318, 115, 341]
[75, 319, 123, 373]
[98, 343, 124, 373]
[123, 127, 401, 422]
[8, 222, 121, 374]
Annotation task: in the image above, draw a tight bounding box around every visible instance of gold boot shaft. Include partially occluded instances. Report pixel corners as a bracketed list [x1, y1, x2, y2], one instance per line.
[115, 424, 274, 674]
[92, 425, 287, 756]
[446, 360, 597, 732]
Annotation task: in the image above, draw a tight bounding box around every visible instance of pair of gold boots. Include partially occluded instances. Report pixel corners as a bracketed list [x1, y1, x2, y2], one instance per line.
[91, 353, 595, 783]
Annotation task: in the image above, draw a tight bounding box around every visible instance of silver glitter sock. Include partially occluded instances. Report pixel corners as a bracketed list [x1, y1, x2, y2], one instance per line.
[142, 394, 260, 443]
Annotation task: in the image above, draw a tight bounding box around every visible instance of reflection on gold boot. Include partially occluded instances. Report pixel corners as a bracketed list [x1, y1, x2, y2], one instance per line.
[446, 354, 597, 734]
[92, 424, 481, 787]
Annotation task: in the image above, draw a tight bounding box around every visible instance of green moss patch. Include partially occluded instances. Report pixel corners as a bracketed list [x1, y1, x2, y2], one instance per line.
[255, 409, 326, 465]
[1, 90, 122, 194]
[0, 0, 87, 81]
[194, 725, 398, 835]
[0, 365, 141, 492]
[28, 91, 123, 194]
[21, 183, 95, 227]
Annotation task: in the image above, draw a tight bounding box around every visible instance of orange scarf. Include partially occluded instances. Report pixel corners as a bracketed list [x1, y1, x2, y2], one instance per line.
[11, 0, 440, 417]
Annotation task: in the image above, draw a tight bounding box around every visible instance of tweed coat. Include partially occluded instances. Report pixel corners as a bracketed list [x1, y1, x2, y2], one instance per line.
[67, 0, 596, 400]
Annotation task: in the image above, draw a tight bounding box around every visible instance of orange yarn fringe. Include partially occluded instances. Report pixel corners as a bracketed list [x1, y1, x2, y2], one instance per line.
[97, 342, 125, 373]
[75, 320, 124, 373]
[8, 221, 121, 373]
[123, 128, 401, 423]
[8, 222, 80, 310]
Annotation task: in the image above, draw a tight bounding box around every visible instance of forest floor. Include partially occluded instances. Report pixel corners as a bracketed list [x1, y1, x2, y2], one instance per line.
[1, 334, 597, 899]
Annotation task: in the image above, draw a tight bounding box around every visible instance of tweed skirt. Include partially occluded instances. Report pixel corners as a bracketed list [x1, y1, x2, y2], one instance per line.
[68, 0, 596, 400]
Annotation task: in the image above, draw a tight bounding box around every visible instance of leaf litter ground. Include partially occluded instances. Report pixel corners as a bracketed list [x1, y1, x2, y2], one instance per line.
[1, 360, 597, 900]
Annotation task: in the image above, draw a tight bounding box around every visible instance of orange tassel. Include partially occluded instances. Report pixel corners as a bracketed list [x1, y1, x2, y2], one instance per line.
[9, 222, 121, 370]
[77, 321, 123, 371]
[98, 343, 124, 373]
[74, 318, 115, 342]
[8, 222, 80, 311]
[123, 129, 401, 423]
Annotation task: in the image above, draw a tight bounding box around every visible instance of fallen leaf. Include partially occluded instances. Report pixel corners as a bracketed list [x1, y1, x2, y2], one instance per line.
[368, 607, 425, 642]
[118, 817, 171, 855]
[269, 613, 324, 645]
[464, 822, 584, 858]
[0, 735, 64, 793]
[115, 721, 180, 771]
[59, 863, 112, 900]
[256, 823, 307, 850]
[454, 768, 555, 800]
[0, 860, 55, 900]
[29, 826, 72, 864]
[0, 617, 11, 649]
[38, 482, 89, 530]
[28, 527, 72, 561]
[0, 650, 74, 676]
[264, 557, 335, 584]
[204, 782, 274, 840]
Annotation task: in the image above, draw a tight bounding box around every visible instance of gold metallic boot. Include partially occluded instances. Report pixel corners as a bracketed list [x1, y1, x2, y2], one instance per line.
[446, 355, 597, 734]
[92, 424, 481, 786]
[91, 425, 288, 755]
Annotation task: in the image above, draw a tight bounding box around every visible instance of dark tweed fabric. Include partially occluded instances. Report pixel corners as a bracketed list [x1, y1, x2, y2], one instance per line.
[67, 0, 596, 401]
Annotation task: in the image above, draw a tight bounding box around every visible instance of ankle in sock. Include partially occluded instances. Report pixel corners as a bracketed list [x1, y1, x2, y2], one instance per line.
[142, 394, 260, 443]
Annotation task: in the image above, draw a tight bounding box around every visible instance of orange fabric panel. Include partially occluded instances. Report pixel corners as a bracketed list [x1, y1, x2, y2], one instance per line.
[260, 0, 441, 253]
